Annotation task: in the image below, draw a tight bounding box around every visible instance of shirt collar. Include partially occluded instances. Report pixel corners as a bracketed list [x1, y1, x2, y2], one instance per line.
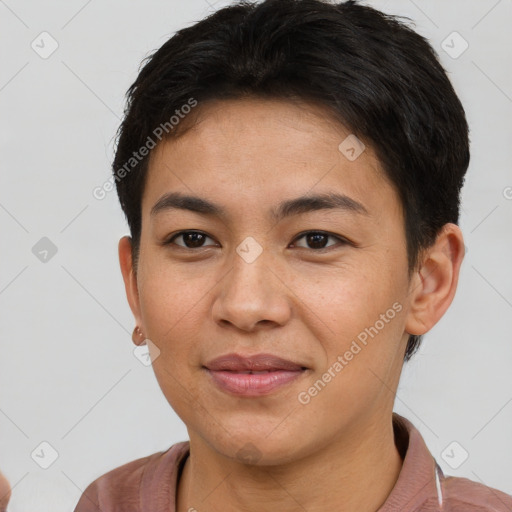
[378, 412, 442, 511]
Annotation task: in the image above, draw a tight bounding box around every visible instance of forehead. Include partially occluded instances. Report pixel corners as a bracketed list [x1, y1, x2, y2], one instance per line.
[142, 98, 399, 222]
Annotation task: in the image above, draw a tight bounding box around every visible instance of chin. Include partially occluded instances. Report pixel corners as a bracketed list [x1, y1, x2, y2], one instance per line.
[208, 431, 308, 467]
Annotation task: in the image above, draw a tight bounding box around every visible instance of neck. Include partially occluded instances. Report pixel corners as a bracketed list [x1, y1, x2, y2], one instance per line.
[176, 413, 403, 512]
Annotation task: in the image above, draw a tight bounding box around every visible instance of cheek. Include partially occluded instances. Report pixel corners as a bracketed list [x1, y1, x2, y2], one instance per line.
[305, 259, 407, 372]
[296, 294, 406, 422]
[138, 254, 212, 342]
[137, 266, 211, 416]
[305, 261, 398, 331]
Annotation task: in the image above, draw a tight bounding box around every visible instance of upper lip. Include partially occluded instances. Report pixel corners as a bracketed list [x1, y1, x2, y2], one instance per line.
[204, 353, 306, 372]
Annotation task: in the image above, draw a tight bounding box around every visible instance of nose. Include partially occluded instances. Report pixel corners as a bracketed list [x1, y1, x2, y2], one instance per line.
[211, 246, 292, 332]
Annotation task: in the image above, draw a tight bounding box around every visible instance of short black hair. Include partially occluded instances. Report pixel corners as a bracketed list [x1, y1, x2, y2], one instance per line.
[112, 0, 470, 362]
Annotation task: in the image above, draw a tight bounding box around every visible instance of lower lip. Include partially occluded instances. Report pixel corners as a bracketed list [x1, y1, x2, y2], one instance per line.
[205, 369, 306, 396]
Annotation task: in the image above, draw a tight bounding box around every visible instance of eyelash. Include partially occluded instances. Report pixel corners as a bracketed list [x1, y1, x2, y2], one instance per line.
[163, 230, 351, 252]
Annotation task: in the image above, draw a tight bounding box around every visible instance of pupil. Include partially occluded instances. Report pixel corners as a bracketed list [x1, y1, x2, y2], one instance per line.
[185, 232, 204, 248]
[308, 233, 327, 249]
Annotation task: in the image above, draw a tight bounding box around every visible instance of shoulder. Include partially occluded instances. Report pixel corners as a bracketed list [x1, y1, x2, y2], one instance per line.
[440, 473, 512, 512]
[388, 414, 512, 512]
[73, 441, 190, 512]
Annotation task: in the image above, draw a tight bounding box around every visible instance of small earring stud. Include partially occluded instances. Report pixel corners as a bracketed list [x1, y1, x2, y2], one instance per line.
[132, 326, 146, 345]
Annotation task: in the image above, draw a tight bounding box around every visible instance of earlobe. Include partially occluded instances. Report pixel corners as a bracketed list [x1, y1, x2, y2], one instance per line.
[404, 223, 465, 336]
[118, 236, 143, 329]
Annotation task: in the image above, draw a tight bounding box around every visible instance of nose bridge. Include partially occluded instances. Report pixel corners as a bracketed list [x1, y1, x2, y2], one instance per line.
[232, 236, 271, 292]
[228, 235, 276, 303]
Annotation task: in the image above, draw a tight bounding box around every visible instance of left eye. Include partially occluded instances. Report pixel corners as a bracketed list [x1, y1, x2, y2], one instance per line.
[291, 231, 346, 250]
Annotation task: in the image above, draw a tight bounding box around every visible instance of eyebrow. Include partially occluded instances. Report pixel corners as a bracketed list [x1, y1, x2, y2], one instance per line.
[150, 191, 369, 222]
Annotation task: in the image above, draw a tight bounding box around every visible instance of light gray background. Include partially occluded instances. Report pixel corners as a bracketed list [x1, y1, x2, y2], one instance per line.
[1, 0, 511, 510]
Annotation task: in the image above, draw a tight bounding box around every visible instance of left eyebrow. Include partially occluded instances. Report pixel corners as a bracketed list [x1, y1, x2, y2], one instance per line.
[271, 192, 369, 222]
[149, 191, 370, 221]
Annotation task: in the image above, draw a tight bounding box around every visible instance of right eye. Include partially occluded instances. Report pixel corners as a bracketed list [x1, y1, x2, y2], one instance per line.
[164, 230, 218, 249]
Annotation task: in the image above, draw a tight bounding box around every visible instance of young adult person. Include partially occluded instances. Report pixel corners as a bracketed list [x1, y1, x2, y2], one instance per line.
[75, 1, 512, 510]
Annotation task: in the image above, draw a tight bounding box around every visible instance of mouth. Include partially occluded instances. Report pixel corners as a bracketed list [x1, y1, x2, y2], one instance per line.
[203, 353, 309, 396]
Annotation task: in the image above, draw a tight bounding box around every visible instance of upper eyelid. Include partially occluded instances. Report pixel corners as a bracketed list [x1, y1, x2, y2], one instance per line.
[168, 230, 217, 243]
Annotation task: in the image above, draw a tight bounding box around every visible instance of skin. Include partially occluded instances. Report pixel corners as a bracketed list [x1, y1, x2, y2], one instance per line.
[119, 97, 464, 512]
[0, 470, 10, 512]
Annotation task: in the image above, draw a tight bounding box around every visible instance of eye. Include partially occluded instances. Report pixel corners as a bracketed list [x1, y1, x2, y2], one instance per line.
[165, 230, 218, 249]
[291, 231, 348, 250]
[164, 230, 350, 251]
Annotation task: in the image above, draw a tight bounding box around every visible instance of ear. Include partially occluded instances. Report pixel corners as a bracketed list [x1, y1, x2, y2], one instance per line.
[118, 236, 143, 345]
[405, 223, 465, 336]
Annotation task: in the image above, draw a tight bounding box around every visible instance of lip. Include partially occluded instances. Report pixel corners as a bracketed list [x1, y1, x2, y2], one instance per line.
[204, 353, 306, 372]
[203, 353, 308, 397]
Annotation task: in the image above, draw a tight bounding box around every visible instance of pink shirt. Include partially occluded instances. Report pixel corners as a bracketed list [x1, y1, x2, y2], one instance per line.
[74, 413, 512, 511]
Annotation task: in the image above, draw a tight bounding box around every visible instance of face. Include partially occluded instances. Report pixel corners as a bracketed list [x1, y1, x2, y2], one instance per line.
[121, 98, 418, 463]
